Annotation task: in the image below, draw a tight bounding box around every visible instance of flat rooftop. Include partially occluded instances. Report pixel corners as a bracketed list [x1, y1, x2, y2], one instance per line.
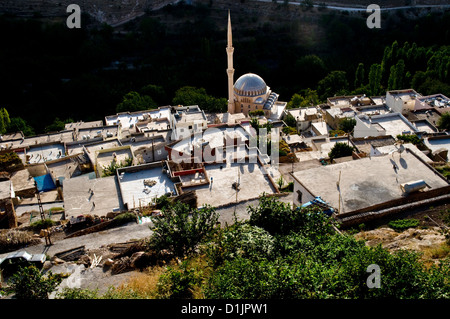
[10, 169, 35, 193]
[65, 120, 104, 131]
[170, 126, 249, 156]
[105, 107, 172, 128]
[118, 164, 176, 209]
[193, 161, 277, 208]
[84, 139, 122, 164]
[1, 131, 74, 150]
[358, 113, 418, 137]
[63, 175, 124, 218]
[292, 150, 448, 214]
[0, 180, 12, 200]
[388, 89, 420, 101]
[76, 125, 119, 141]
[424, 137, 450, 161]
[96, 147, 134, 177]
[412, 120, 438, 133]
[46, 157, 82, 183]
[26, 144, 66, 164]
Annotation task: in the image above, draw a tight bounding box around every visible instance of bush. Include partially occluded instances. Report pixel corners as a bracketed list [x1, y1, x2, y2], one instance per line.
[248, 195, 334, 237]
[109, 213, 137, 228]
[30, 218, 56, 231]
[156, 261, 199, 299]
[206, 223, 275, 268]
[328, 142, 354, 160]
[149, 202, 219, 257]
[396, 134, 423, 146]
[4, 265, 63, 299]
[388, 218, 420, 231]
[0, 152, 22, 171]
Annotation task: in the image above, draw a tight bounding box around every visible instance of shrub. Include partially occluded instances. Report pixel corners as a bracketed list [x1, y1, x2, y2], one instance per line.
[396, 134, 424, 146]
[109, 213, 137, 228]
[156, 261, 199, 299]
[4, 265, 63, 299]
[149, 202, 219, 257]
[388, 218, 420, 231]
[30, 218, 56, 231]
[328, 142, 354, 160]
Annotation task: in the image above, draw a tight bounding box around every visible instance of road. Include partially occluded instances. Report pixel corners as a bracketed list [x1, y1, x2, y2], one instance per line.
[1, 194, 293, 260]
[256, 0, 450, 12]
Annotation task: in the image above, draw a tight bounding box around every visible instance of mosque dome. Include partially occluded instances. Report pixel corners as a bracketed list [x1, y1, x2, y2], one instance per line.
[234, 73, 267, 97]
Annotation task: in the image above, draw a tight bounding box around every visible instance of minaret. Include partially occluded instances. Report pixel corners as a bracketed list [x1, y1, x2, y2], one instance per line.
[226, 11, 235, 114]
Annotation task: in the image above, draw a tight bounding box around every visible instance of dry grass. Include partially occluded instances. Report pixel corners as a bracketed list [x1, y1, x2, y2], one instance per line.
[422, 243, 450, 260]
[0, 229, 41, 253]
[114, 266, 167, 299]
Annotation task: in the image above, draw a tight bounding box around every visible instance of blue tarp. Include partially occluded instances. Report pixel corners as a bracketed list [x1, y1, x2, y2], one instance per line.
[301, 196, 335, 216]
[34, 174, 56, 192]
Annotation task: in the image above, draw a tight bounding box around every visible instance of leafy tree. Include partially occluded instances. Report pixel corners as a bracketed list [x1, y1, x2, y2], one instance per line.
[172, 86, 226, 113]
[317, 71, 349, 101]
[287, 88, 319, 109]
[294, 55, 327, 87]
[388, 59, 406, 90]
[0, 108, 11, 134]
[0, 152, 22, 171]
[140, 84, 168, 106]
[116, 91, 157, 113]
[157, 261, 199, 299]
[44, 117, 72, 133]
[437, 112, 450, 131]
[5, 265, 63, 299]
[328, 142, 354, 161]
[149, 202, 219, 258]
[284, 113, 297, 128]
[338, 117, 356, 134]
[248, 195, 334, 237]
[7, 117, 35, 137]
[354, 63, 365, 89]
[368, 63, 383, 96]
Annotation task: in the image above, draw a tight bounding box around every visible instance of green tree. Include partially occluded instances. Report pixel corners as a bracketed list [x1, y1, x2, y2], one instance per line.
[116, 91, 157, 113]
[44, 117, 71, 133]
[317, 71, 349, 101]
[5, 265, 63, 299]
[0, 108, 11, 134]
[338, 117, 356, 134]
[172, 86, 226, 113]
[388, 59, 406, 90]
[368, 63, 383, 96]
[354, 63, 365, 89]
[140, 84, 168, 105]
[7, 117, 35, 136]
[287, 88, 319, 109]
[284, 113, 297, 128]
[248, 195, 334, 236]
[294, 55, 327, 87]
[328, 142, 354, 161]
[149, 202, 219, 258]
[437, 112, 450, 130]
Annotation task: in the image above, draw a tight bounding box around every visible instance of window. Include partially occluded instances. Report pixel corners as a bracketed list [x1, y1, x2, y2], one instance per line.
[296, 190, 303, 203]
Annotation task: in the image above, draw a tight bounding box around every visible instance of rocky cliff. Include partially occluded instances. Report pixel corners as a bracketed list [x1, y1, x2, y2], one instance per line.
[0, 0, 181, 26]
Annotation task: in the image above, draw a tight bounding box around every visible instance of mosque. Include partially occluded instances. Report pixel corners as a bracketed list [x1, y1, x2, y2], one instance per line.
[225, 11, 286, 120]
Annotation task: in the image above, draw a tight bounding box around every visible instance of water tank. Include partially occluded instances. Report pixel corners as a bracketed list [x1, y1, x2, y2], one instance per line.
[400, 180, 427, 194]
